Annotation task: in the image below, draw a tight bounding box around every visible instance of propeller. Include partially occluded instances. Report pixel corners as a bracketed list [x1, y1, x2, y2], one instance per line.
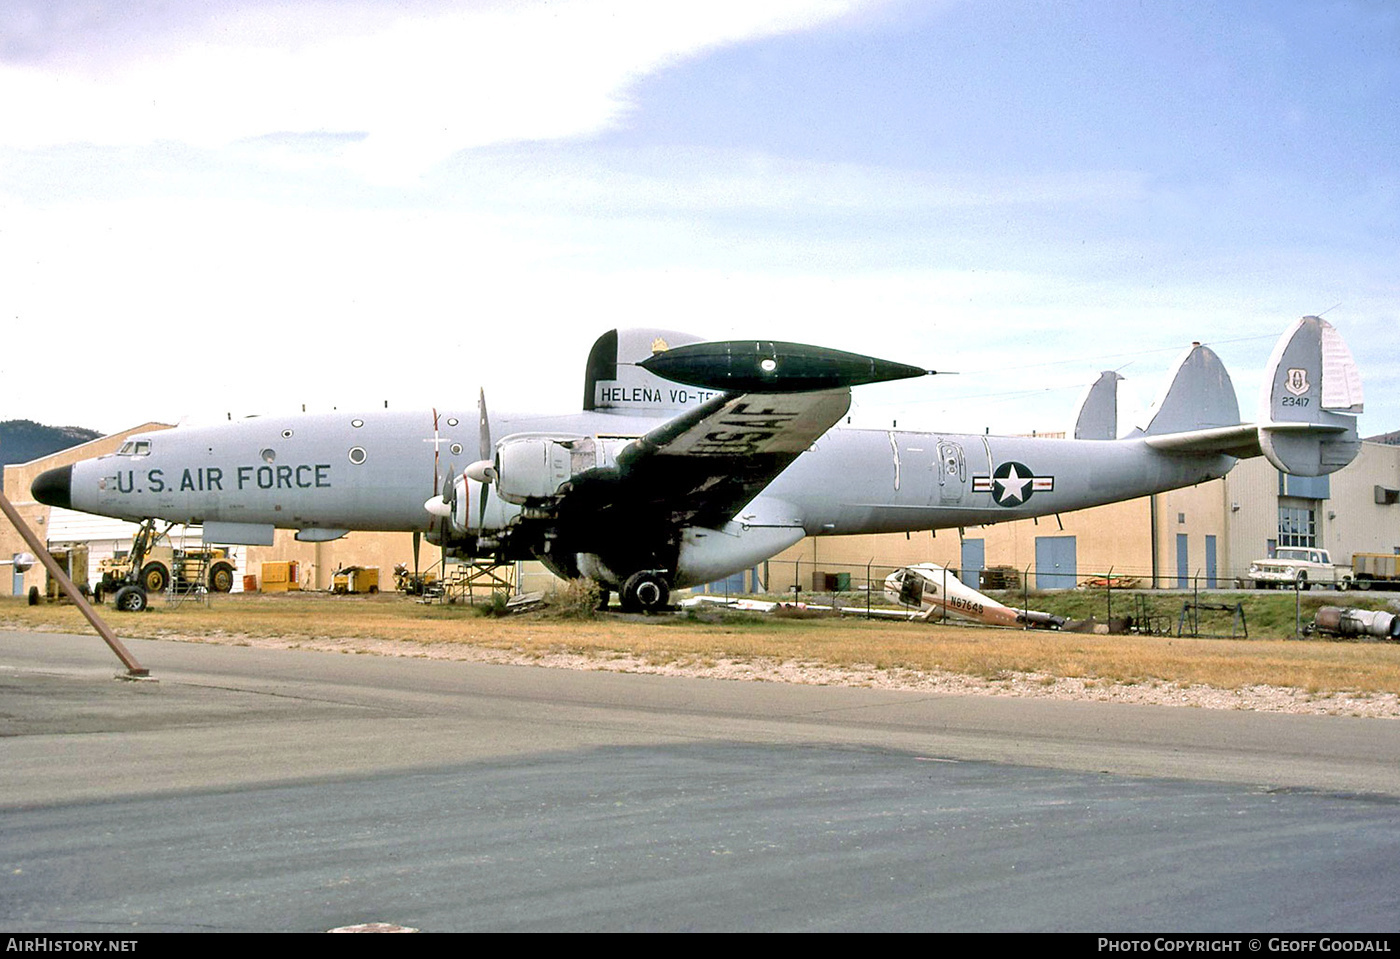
[474, 388, 493, 530]
[417, 408, 455, 587]
[412, 530, 421, 591]
[422, 407, 460, 523]
[424, 407, 444, 525]
[425, 466, 456, 518]
[439, 465, 454, 579]
[443, 464, 457, 515]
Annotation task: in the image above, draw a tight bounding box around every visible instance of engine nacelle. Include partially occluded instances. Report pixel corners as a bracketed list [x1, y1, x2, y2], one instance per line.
[672, 523, 805, 589]
[446, 472, 521, 533]
[491, 433, 625, 507]
[492, 434, 586, 506]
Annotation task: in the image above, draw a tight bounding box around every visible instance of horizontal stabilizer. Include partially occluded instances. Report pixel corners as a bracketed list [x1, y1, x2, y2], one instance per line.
[1143, 423, 1263, 458]
[1142, 317, 1364, 477]
[1256, 316, 1362, 476]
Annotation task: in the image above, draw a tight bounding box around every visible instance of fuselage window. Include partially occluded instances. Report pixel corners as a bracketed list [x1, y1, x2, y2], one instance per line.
[348, 446, 367, 465]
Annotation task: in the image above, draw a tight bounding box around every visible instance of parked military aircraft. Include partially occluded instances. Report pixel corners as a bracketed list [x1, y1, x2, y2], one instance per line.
[32, 316, 1363, 611]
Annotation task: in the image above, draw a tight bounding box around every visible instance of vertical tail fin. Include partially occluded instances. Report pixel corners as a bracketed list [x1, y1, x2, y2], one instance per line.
[1073, 370, 1123, 440]
[1256, 316, 1363, 476]
[1139, 342, 1240, 436]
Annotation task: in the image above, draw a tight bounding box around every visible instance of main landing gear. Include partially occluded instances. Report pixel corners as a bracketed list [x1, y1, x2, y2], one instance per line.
[620, 570, 671, 613]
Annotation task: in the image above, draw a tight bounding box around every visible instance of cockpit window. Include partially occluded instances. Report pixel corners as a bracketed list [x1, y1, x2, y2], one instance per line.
[116, 440, 151, 457]
[133, 440, 151, 456]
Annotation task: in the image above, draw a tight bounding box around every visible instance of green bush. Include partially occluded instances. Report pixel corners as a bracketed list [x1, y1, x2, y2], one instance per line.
[472, 590, 513, 617]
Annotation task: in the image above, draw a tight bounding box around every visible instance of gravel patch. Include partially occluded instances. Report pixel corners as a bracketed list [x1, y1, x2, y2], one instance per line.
[167, 630, 1400, 719]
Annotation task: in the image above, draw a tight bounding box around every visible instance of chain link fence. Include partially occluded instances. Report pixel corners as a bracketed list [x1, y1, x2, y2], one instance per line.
[689, 556, 1370, 637]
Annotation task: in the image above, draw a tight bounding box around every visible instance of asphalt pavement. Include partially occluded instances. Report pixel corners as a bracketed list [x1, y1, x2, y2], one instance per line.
[3, 629, 1399, 932]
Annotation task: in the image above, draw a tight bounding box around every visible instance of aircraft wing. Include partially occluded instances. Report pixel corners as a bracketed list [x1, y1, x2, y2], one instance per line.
[563, 389, 852, 530]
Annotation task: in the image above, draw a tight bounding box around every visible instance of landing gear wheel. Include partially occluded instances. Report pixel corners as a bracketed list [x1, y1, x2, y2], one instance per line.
[114, 585, 149, 613]
[141, 563, 169, 593]
[622, 571, 670, 613]
[1297, 573, 1310, 592]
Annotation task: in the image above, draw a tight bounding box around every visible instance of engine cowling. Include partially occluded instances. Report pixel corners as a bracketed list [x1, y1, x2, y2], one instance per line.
[489, 433, 619, 507]
[445, 472, 519, 534]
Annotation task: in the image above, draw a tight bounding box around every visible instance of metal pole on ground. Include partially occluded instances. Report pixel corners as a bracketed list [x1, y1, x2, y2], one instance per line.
[1023, 563, 1032, 630]
[1193, 570, 1200, 635]
[0, 491, 149, 677]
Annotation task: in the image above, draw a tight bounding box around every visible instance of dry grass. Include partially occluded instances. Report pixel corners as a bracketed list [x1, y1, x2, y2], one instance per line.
[5, 591, 1400, 697]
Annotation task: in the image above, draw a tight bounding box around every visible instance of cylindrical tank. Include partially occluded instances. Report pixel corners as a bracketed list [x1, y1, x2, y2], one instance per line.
[1313, 606, 1400, 640]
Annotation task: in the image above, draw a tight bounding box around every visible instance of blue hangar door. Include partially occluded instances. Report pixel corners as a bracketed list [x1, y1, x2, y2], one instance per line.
[961, 538, 985, 590]
[1035, 536, 1077, 590]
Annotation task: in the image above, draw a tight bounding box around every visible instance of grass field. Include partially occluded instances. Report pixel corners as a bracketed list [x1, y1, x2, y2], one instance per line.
[4, 587, 1400, 699]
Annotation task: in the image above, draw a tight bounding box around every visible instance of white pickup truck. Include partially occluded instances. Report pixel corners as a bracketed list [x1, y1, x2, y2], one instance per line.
[1248, 548, 1352, 591]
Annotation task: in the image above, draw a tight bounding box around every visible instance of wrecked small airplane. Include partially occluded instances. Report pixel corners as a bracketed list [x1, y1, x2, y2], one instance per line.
[885, 563, 1064, 628]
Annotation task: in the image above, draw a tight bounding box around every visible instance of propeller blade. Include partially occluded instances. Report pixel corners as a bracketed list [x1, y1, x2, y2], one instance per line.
[477, 388, 492, 529]
[480, 389, 491, 459]
[423, 467, 456, 521]
[425, 408, 443, 535]
[431, 407, 441, 491]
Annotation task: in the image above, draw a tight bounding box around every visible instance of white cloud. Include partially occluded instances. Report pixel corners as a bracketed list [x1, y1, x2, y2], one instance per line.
[0, 0, 863, 179]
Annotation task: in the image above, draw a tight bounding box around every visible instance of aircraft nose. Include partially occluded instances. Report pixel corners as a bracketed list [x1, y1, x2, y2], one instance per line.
[31, 465, 73, 510]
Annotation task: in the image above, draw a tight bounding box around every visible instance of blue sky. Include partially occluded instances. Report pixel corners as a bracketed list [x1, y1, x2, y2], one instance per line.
[2, 0, 1395, 438]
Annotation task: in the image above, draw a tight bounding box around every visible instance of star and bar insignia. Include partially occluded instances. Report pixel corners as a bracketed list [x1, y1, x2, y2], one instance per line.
[972, 461, 1054, 507]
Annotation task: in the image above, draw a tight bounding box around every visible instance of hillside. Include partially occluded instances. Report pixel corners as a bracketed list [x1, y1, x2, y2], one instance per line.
[0, 419, 102, 491]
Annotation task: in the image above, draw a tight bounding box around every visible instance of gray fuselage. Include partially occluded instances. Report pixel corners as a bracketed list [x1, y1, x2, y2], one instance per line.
[63, 407, 1233, 539]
